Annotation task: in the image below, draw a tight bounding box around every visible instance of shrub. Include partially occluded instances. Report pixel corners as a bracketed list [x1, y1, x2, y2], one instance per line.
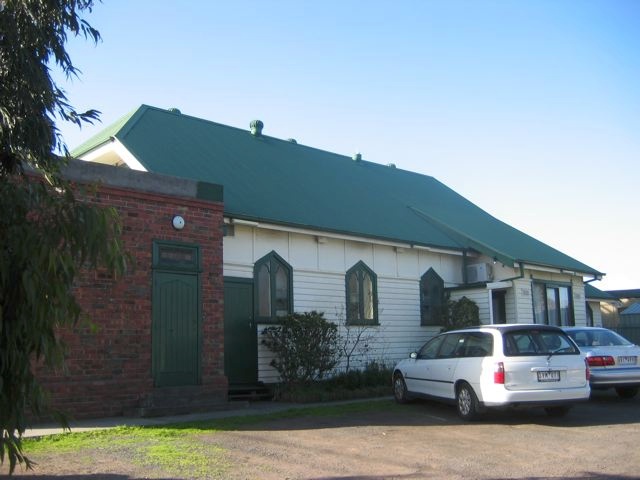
[275, 361, 394, 403]
[330, 360, 392, 390]
[262, 311, 339, 385]
[441, 296, 480, 331]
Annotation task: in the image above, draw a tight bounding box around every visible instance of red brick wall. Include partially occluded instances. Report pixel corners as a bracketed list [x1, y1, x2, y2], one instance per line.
[37, 182, 226, 419]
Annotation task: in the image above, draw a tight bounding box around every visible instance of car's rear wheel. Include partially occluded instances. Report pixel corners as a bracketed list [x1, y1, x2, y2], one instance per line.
[456, 382, 480, 421]
[544, 406, 570, 417]
[615, 387, 639, 399]
[393, 373, 409, 404]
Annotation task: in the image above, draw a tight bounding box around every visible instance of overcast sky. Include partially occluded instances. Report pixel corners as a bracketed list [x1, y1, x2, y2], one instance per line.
[56, 0, 640, 291]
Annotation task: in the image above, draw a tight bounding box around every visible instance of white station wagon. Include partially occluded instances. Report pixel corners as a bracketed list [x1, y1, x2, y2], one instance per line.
[392, 324, 590, 420]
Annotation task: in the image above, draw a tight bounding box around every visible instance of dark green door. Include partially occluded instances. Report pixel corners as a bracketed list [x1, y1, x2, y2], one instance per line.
[224, 278, 257, 384]
[152, 271, 200, 387]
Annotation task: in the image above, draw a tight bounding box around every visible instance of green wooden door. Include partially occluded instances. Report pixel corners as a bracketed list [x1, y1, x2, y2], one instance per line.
[152, 271, 200, 387]
[224, 278, 257, 384]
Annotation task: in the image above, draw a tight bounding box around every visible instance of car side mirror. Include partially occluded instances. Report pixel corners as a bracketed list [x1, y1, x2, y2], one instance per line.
[410, 352, 418, 359]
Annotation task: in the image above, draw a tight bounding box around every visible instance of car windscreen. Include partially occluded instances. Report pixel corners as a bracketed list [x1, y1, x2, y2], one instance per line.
[503, 329, 579, 356]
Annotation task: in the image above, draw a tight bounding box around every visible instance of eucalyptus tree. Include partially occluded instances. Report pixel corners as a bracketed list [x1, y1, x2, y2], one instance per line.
[0, 0, 126, 473]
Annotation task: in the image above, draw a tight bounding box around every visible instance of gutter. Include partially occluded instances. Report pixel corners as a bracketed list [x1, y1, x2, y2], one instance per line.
[497, 263, 526, 282]
[584, 274, 605, 284]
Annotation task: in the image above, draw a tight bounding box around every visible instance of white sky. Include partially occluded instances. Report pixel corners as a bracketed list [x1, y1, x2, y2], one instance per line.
[55, 0, 640, 290]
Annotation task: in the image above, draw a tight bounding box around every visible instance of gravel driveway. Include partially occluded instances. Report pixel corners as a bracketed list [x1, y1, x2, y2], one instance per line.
[218, 389, 640, 479]
[6, 389, 640, 479]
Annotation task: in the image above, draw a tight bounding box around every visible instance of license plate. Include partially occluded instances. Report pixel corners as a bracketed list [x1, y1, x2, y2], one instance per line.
[618, 356, 637, 365]
[537, 370, 561, 382]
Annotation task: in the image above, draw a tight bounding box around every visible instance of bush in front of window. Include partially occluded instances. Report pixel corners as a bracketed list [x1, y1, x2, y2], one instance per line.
[441, 296, 480, 332]
[262, 311, 339, 385]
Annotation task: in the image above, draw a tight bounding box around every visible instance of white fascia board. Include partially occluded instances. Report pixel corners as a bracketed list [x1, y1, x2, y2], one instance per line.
[113, 140, 147, 171]
[224, 216, 464, 255]
[522, 264, 569, 275]
[412, 244, 465, 257]
[77, 142, 113, 162]
[78, 139, 147, 172]
[522, 263, 594, 278]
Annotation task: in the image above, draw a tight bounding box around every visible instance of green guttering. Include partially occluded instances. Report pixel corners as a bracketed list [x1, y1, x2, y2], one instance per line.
[499, 263, 526, 282]
[584, 273, 605, 283]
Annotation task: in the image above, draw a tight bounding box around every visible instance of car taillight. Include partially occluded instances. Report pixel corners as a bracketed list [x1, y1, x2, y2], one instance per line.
[585, 358, 590, 381]
[586, 356, 615, 367]
[494, 362, 505, 384]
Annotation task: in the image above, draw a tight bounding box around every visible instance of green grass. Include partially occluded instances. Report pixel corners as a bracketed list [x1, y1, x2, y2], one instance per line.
[24, 426, 231, 478]
[23, 399, 397, 479]
[138, 439, 228, 478]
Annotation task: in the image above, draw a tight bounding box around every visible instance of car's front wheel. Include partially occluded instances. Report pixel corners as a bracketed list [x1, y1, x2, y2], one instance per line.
[393, 373, 409, 404]
[615, 387, 639, 399]
[456, 382, 480, 421]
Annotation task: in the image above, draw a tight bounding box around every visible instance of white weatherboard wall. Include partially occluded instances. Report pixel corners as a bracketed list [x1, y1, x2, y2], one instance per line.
[513, 277, 535, 323]
[223, 224, 591, 383]
[587, 301, 603, 327]
[511, 270, 587, 326]
[224, 224, 458, 383]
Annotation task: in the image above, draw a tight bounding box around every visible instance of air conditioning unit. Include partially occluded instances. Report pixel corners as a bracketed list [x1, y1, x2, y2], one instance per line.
[466, 263, 493, 283]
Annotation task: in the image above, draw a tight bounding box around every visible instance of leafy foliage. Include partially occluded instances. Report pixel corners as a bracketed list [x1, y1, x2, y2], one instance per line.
[276, 361, 393, 403]
[0, 0, 101, 175]
[262, 312, 339, 385]
[440, 296, 480, 331]
[0, 0, 127, 474]
[329, 360, 392, 390]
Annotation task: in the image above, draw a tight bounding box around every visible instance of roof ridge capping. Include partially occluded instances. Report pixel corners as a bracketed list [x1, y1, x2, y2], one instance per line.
[72, 105, 437, 180]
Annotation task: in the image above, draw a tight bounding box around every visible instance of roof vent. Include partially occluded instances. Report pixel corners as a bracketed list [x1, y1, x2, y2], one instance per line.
[168, 108, 181, 114]
[387, 163, 396, 168]
[250, 119, 264, 136]
[352, 152, 362, 162]
[287, 138, 297, 144]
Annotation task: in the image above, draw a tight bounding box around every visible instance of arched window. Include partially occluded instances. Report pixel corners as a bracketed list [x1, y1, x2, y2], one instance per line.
[254, 251, 293, 322]
[420, 268, 444, 326]
[345, 261, 378, 325]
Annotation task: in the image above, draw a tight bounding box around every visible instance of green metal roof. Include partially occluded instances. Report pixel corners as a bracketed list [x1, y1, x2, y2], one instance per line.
[606, 289, 640, 299]
[621, 303, 640, 315]
[74, 104, 603, 276]
[584, 284, 617, 301]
